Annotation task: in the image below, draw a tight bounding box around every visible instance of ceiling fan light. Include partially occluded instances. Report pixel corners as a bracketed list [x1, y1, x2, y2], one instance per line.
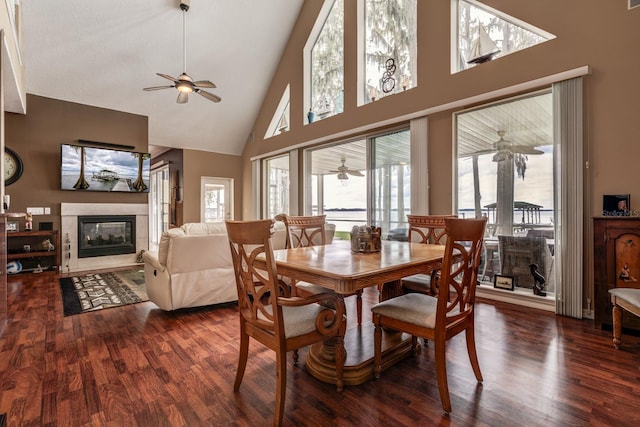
[337, 172, 349, 180]
[176, 82, 193, 93]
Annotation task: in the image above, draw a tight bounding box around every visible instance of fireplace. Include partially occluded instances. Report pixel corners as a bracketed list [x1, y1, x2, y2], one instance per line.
[78, 215, 136, 258]
[61, 203, 148, 273]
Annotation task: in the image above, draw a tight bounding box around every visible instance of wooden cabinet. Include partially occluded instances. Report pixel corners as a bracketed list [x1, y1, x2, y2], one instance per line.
[594, 217, 640, 331]
[6, 230, 60, 276]
[0, 216, 6, 337]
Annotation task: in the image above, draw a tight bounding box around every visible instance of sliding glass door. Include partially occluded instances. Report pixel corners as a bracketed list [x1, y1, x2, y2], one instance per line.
[371, 130, 411, 238]
[149, 165, 170, 251]
[456, 90, 556, 296]
[304, 129, 411, 239]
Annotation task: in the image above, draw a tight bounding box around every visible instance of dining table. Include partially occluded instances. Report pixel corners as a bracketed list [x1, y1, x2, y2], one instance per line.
[265, 239, 446, 386]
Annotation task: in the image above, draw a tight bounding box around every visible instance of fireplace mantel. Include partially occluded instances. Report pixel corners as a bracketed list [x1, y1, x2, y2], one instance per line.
[61, 203, 148, 273]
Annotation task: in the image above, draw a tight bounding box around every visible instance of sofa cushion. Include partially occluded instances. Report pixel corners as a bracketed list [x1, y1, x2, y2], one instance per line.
[158, 227, 186, 266]
[272, 221, 287, 250]
[181, 222, 227, 235]
[166, 234, 232, 273]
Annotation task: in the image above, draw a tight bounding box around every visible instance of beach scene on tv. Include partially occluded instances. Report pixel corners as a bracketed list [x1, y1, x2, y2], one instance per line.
[61, 144, 151, 192]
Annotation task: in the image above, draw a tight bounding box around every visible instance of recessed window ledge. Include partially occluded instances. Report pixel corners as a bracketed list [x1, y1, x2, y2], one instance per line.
[477, 284, 555, 312]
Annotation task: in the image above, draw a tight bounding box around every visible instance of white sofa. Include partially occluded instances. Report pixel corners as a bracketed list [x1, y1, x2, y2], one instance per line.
[142, 221, 288, 310]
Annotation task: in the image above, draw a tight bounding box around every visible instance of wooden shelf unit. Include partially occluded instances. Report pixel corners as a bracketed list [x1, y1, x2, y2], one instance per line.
[6, 230, 60, 276]
[593, 217, 640, 331]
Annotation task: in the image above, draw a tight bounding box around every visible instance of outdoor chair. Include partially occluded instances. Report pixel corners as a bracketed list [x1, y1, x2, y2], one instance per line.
[498, 235, 553, 292]
[226, 219, 346, 426]
[371, 217, 487, 414]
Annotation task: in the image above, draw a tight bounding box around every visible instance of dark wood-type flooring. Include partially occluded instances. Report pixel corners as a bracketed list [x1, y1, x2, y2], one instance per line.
[1, 272, 640, 426]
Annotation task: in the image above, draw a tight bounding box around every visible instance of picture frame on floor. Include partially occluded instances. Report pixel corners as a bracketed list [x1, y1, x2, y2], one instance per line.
[494, 274, 514, 291]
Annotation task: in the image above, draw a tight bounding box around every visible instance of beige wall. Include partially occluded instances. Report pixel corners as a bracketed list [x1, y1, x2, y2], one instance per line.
[4, 94, 149, 231]
[241, 1, 640, 307]
[181, 149, 243, 223]
[243, 0, 640, 215]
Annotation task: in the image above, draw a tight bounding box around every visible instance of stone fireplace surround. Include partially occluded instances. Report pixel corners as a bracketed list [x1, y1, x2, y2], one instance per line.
[61, 203, 148, 273]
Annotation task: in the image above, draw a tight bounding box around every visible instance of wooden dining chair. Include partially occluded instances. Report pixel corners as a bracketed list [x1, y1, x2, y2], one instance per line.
[226, 219, 346, 426]
[609, 287, 640, 349]
[371, 217, 487, 414]
[401, 214, 457, 296]
[283, 215, 364, 325]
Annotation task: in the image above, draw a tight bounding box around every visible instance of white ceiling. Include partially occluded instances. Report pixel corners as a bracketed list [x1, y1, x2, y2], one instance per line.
[21, 0, 303, 156]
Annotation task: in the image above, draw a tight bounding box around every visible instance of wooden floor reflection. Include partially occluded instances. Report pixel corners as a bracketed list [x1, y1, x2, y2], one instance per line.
[1, 273, 639, 426]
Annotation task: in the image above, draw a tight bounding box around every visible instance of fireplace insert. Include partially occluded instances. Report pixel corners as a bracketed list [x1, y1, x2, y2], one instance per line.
[78, 215, 136, 258]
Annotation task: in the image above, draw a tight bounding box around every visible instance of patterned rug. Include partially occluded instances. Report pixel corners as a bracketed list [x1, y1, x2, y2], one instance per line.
[59, 269, 148, 316]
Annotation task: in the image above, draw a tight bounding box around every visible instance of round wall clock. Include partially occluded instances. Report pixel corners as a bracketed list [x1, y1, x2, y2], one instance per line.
[5, 147, 24, 186]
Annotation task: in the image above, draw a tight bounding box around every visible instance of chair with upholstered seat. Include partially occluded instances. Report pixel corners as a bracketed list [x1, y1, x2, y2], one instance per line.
[226, 219, 346, 426]
[283, 215, 363, 325]
[401, 214, 457, 296]
[609, 287, 640, 349]
[371, 217, 487, 414]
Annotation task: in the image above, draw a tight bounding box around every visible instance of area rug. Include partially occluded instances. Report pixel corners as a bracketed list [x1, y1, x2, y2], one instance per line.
[59, 269, 148, 316]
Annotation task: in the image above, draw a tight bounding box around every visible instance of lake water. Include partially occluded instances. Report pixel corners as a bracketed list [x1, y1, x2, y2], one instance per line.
[322, 208, 555, 233]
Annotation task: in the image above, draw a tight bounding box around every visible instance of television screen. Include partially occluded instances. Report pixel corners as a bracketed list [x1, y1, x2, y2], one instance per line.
[61, 144, 151, 193]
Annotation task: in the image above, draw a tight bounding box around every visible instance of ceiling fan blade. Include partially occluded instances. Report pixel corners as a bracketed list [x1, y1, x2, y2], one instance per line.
[177, 92, 189, 104]
[347, 170, 364, 177]
[196, 89, 222, 103]
[157, 73, 179, 82]
[143, 85, 174, 91]
[466, 149, 496, 156]
[513, 147, 544, 155]
[193, 80, 216, 88]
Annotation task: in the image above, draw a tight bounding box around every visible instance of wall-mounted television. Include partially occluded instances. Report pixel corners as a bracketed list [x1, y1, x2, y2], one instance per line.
[61, 144, 151, 193]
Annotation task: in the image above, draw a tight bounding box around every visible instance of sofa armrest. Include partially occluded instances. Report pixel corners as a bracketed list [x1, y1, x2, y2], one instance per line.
[142, 250, 165, 272]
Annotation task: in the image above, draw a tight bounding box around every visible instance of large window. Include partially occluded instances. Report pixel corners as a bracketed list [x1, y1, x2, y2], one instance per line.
[371, 130, 411, 236]
[304, 129, 411, 239]
[456, 91, 555, 296]
[454, 0, 555, 72]
[363, 0, 417, 103]
[307, 140, 367, 237]
[306, 0, 344, 123]
[264, 85, 290, 138]
[265, 154, 290, 218]
[149, 165, 170, 251]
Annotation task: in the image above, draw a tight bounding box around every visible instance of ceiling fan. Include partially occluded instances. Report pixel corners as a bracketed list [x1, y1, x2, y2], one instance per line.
[143, 1, 221, 104]
[329, 159, 364, 180]
[474, 130, 544, 162]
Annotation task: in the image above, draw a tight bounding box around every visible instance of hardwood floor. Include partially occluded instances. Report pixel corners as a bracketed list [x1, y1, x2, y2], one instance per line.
[1, 273, 639, 426]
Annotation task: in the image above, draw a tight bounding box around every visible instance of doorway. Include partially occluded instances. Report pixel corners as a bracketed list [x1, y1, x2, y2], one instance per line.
[201, 177, 234, 222]
[149, 165, 170, 251]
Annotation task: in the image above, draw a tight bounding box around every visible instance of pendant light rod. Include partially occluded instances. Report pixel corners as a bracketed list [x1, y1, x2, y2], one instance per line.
[182, 8, 187, 74]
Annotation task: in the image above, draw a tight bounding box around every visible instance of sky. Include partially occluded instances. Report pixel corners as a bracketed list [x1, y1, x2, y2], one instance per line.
[61, 144, 150, 178]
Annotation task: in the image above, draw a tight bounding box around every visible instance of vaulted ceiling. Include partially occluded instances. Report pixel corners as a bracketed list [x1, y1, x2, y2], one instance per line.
[21, 0, 303, 155]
